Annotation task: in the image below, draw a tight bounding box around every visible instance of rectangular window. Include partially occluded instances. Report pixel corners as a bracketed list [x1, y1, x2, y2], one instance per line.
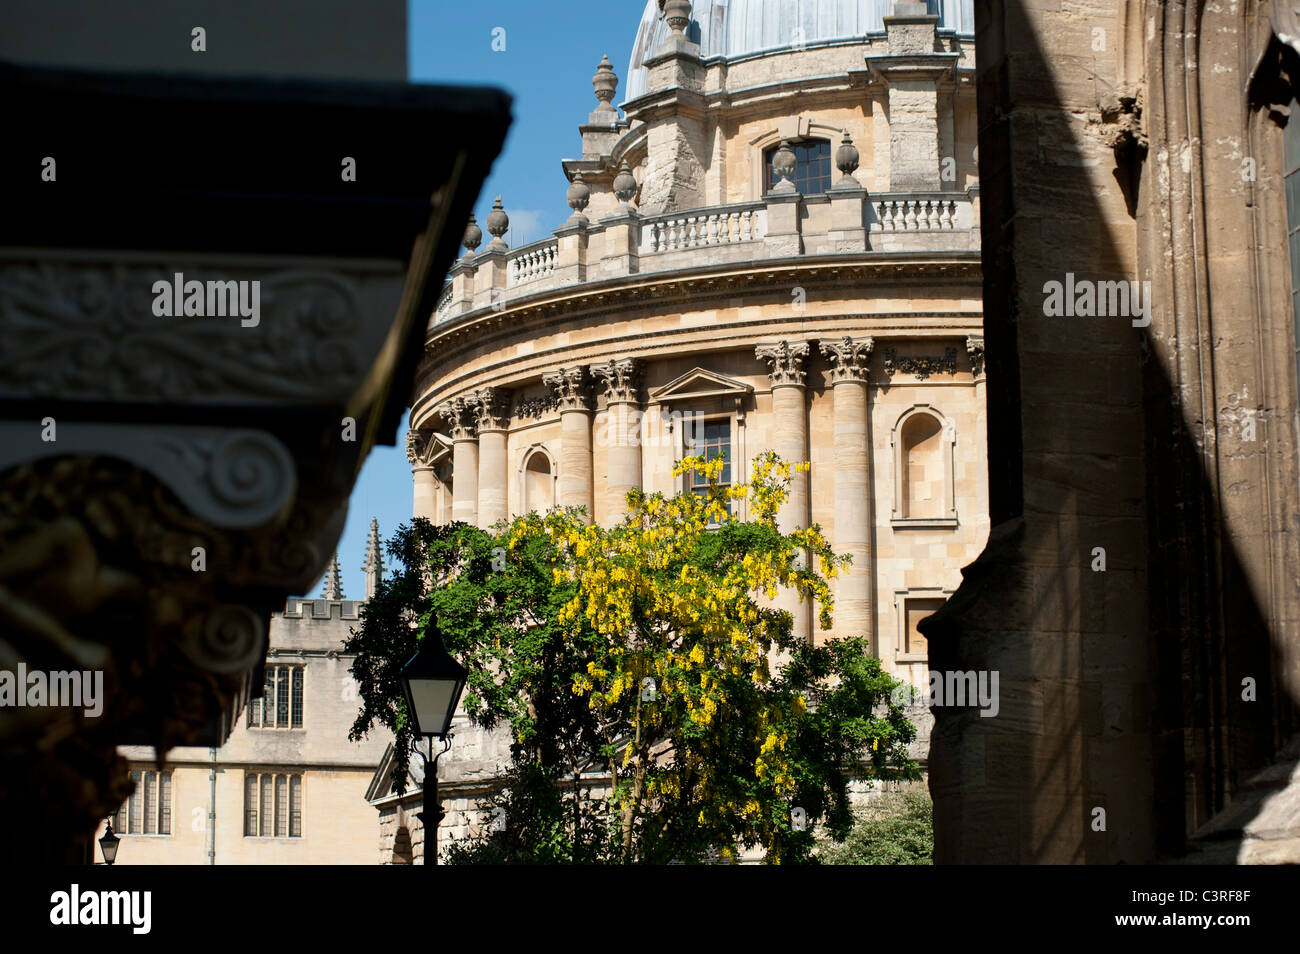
[127, 770, 140, 834]
[244, 772, 304, 838]
[143, 772, 156, 835]
[112, 769, 172, 835]
[686, 418, 732, 519]
[260, 775, 272, 836]
[245, 775, 258, 836]
[291, 668, 303, 728]
[289, 776, 302, 837]
[249, 665, 304, 729]
[905, 597, 946, 657]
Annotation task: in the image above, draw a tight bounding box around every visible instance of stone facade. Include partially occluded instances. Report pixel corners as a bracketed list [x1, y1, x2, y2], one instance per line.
[923, 0, 1300, 863]
[392, 0, 986, 858]
[93, 552, 391, 865]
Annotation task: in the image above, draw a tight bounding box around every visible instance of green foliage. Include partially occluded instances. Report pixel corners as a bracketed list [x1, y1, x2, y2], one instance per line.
[346, 454, 920, 864]
[814, 790, 934, 865]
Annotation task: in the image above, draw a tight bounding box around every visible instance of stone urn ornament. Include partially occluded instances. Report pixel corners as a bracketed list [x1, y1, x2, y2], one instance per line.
[485, 196, 509, 250]
[613, 161, 639, 211]
[462, 212, 482, 258]
[566, 171, 591, 225]
[771, 139, 798, 193]
[835, 129, 861, 187]
[592, 55, 618, 112]
[664, 0, 692, 34]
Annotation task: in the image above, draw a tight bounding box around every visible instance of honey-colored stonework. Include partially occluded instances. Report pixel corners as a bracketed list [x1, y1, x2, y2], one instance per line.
[394, 0, 987, 861]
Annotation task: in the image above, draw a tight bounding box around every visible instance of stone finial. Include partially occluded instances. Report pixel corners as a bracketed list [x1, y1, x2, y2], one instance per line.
[664, 0, 692, 34]
[770, 140, 798, 194]
[756, 341, 811, 387]
[485, 196, 509, 250]
[820, 336, 875, 384]
[612, 162, 638, 210]
[835, 130, 861, 187]
[566, 171, 591, 225]
[321, 552, 344, 600]
[363, 517, 384, 601]
[462, 213, 482, 258]
[592, 55, 618, 113]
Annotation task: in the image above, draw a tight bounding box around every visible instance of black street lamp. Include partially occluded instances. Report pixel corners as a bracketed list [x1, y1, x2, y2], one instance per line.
[399, 635, 467, 866]
[98, 819, 120, 866]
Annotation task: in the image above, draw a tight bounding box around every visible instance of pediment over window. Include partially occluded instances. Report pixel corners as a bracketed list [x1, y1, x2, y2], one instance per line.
[649, 367, 754, 404]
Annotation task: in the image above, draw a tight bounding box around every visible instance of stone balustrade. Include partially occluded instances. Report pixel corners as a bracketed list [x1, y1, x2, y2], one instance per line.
[507, 238, 558, 287]
[435, 188, 978, 327]
[639, 202, 766, 253]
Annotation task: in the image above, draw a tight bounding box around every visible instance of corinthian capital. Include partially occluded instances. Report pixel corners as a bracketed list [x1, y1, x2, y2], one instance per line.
[436, 395, 479, 440]
[543, 366, 593, 411]
[755, 340, 810, 387]
[474, 386, 513, 430]
[820, 336, 875, 384]
[590, 358, 643, 404]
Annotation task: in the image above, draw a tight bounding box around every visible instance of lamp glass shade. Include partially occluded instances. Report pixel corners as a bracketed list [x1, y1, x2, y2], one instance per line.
[399, 639, 467, 739]
[99, 823, 120, 865]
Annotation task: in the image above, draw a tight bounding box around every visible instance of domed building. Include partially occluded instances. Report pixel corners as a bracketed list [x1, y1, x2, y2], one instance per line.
[397, 0, 987, 859]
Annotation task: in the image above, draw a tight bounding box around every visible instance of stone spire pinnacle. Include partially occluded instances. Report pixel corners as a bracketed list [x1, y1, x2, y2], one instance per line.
[321, 552, 344, 600]
[363, 517, 384, 600]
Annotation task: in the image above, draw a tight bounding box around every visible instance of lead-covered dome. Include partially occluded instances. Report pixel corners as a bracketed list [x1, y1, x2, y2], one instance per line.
[625, 0, 974, 102]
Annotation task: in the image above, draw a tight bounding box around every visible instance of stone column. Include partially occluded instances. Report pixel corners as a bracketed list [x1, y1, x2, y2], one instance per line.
[407, 428, 440, 521]
[592, 358, 644, 523]
[474, 387, 512, 530]
[756, 341, 811, 643]
[438, 396, 479, 527]
[820, 337, 876, 649]
[544, 366, 595, 522]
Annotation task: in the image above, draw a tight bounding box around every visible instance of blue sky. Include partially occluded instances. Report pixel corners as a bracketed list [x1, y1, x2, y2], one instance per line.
[303, 0, 645, 597]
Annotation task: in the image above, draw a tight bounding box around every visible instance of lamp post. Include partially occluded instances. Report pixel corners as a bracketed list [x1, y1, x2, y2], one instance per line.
[98, 819, 120, 866]
[399, 635, 467, 866]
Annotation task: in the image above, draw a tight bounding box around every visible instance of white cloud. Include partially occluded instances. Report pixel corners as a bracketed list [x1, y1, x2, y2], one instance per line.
[501, 207, 551, 247]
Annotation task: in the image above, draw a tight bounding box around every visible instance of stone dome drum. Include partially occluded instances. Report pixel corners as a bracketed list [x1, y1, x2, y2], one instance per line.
[625, 0, 975, 102]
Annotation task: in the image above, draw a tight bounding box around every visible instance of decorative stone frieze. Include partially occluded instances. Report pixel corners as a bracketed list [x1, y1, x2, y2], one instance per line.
[820, 336, 875, 384]
[966, 335, 985, 377]
[755, 340, 810, 387]
[883, 346, 959, 380]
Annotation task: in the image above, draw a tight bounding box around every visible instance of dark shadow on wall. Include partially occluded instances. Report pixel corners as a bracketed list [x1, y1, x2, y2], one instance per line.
[922, 0, 1300, 862]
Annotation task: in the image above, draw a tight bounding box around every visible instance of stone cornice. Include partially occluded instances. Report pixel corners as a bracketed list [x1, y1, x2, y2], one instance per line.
[427, 254, 979, 353]
[414, 322, 983, 429]
[755, 340, 811, 387]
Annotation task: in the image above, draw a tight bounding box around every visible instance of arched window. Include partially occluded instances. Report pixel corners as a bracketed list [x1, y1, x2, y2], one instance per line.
[765, 139, 833, 195]
[891, 406, 957, 527]
[520, 446, 556, 514]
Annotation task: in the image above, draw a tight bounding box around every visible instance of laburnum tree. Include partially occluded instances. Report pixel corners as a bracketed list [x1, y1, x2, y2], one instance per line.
[346, 451, 919, 864]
